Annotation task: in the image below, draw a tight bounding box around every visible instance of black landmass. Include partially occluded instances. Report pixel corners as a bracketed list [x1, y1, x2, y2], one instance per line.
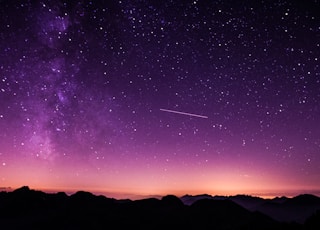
[181, 193, 320, 224]
[0, 186, 319, 229]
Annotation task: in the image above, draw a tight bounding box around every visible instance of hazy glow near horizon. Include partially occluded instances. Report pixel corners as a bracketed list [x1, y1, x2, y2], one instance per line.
[0, 1, 319, 200]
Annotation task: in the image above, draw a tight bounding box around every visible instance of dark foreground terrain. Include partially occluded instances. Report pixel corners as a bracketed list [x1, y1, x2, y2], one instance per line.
[0, 186, 319, 229]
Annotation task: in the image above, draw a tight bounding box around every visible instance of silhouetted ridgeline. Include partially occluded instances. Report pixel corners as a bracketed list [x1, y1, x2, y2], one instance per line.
[181, 193, 320, 224]
[0, 186, 319, 230]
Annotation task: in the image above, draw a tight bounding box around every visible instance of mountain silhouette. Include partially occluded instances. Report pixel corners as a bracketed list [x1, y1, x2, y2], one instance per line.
[180, 193, 215, 205]
[0, 186, 320, 229]
[256, 194, 320, 224]
[180, 193, 320, 225]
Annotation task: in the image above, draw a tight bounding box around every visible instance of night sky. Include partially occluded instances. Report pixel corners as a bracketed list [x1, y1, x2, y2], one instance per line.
[0, 0, 319, 199]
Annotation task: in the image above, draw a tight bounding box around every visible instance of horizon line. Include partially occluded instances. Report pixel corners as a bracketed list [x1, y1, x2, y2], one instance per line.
[3, 185, 320, 200]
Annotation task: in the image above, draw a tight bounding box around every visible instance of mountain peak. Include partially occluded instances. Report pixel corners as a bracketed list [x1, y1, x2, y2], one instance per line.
[13, 186, 31, 193]
[287, 194, 320, 205]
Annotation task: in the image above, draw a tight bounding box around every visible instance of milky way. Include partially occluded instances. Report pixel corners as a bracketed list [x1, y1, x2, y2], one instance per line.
[0, 0, 319, 198]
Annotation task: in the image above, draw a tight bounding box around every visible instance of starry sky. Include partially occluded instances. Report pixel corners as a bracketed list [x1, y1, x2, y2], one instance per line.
[0, 0, 319, 199]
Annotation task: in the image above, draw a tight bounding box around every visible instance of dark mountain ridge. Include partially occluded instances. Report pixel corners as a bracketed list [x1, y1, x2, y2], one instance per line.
[0, 186, 319, 229]
[180, 193, 320, 224]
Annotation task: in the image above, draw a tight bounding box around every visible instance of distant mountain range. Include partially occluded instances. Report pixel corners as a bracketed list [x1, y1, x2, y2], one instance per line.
[0, 186, 319, 229]
[180, 193, 320, 224]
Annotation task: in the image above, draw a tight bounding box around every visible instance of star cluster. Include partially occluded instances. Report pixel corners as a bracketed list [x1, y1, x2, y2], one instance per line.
[0, 0, 319, 198]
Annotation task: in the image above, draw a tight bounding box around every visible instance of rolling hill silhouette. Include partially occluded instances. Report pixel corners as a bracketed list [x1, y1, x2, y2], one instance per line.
[0, 186, 319, 229]
[181, 193, 320, 224]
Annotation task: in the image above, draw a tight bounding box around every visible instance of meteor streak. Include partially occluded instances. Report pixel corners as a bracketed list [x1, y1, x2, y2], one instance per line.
[160, 108, 208, 119]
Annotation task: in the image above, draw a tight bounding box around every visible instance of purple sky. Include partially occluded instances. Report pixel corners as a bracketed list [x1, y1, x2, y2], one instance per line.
[0, 0, 319, 199]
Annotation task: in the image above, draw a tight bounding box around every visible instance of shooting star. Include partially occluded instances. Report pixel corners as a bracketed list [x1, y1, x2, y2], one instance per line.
[160, 108, 208, 119]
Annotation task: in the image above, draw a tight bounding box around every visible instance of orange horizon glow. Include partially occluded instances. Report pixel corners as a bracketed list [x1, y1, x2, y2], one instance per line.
[2, 184, 320, 201]
[2, 154, 320, 200]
